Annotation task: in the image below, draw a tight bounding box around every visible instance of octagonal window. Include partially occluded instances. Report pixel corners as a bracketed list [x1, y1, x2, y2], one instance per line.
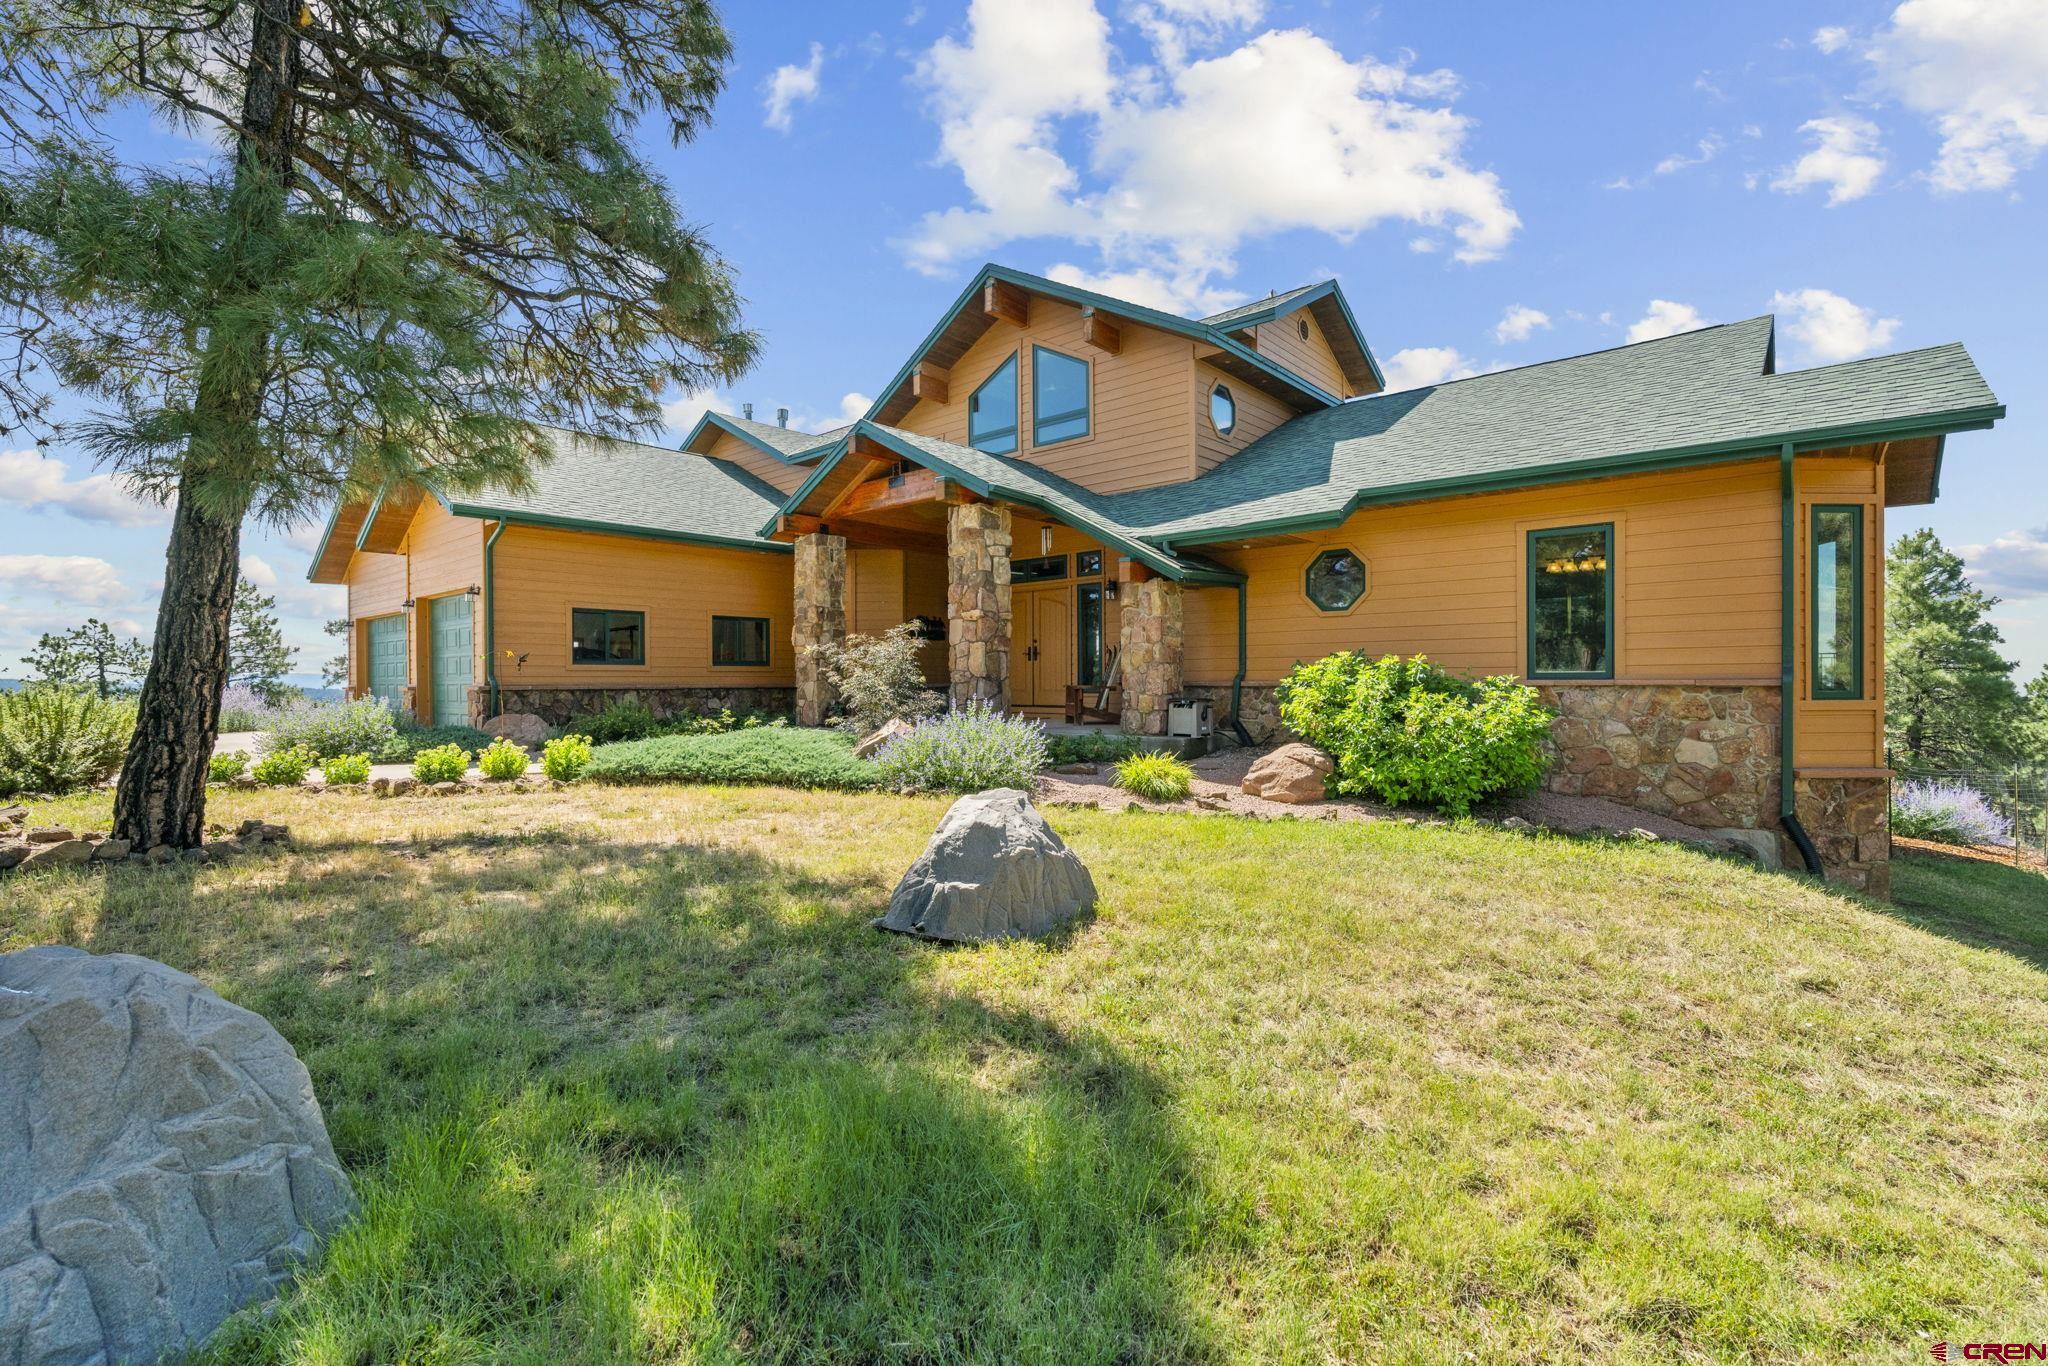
[1305, 548, 1366, 612]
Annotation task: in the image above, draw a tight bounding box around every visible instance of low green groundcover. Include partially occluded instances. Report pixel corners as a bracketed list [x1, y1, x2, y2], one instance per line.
[586, 727, 878, 790]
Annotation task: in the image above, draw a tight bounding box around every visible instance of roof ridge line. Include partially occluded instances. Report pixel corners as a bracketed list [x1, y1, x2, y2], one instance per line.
[1356, 316, 1777, 398]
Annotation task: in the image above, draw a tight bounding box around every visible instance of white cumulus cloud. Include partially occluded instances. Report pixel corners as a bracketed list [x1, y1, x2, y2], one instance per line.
[1867, 0, 2048, 193]
[1814, 25, 1854, 54]
[1961, 526, 2048, 598]
[0, 447, 169, 527]
[764, 43, 825, 132]
[0, 554, 129, 604]
[1626, 300, 1712, 343]
[1044, 261, 1245, 316]
[1380, 346, 1476, 392]
[1772, 115, 1887, 205]
[661, 388, 729, 439]
[1492, 304, 1551, 344]
[1769, 287, 1902, 364]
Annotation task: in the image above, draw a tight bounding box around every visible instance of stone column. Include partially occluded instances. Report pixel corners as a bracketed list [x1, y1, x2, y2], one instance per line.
[1119, 575, 1184, 735]
[792, 532, 847, 727]
[947, 503, 1011, 711]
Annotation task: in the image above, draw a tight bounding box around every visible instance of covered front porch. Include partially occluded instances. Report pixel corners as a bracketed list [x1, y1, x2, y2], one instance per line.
[767, 426, 1229, 736]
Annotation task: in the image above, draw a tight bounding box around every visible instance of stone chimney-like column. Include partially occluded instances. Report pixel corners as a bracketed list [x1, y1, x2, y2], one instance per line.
[792, 532, 847, 726]
[946, 503, 1012, 711]
[1119, 572, 1184, 735]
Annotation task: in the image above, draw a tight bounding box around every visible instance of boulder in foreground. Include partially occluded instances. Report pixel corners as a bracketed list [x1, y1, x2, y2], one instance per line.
[1241, 743, 1333, 803]
[484, 712, 550, 748]
[877, 789, 1097, 942]
[0, 946, 354, 1366]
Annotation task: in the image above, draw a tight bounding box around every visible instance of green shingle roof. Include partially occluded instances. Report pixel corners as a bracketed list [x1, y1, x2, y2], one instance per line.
[1200, 283, 1326, 329]
[442, 426, 790, 552]
[1095, 318, 2003, 545]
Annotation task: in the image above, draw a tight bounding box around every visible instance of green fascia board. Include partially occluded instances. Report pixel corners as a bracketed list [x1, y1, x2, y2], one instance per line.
[682, 411, 827, 465]
[1154, 404, 2007, 550]
[1200, 279, 1386, 392]
[858, 264, 1342, 428]
[444, 500, 792, 555]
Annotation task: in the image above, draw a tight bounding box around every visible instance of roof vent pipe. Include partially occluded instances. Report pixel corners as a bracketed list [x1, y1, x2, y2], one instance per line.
[777, 407, 789, 428]
[742, 402, 753, 420]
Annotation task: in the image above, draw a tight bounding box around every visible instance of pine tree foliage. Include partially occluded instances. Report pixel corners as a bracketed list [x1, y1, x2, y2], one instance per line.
[1884, 529, 2022, 771]
[228, 574, 295, 701]
[23, 618, 151, 697]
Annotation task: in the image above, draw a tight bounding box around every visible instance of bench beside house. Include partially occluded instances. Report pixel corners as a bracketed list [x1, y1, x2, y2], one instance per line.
[308, 264, 2004, 895]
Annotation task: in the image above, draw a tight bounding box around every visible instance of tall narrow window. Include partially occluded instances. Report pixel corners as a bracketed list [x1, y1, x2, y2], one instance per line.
[1811, 505, 1863, 699]
[969, 354, 1019, 454]
[1527, 524, 1614, 679]
[1076, 582, 1105, 686]
[1032, 346, 1090, 445]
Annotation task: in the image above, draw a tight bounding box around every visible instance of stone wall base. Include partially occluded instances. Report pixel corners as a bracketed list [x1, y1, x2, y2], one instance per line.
[1538, 684, 1781, 831]
[1181, 683, 1283, 743]
[480, 686, 795, 728]
[1791, 775, 1891, 898]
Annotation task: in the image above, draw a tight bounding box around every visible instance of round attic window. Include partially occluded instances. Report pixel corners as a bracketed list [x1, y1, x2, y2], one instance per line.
[1209, 383, 1236, 435]
[1305, 548, 1367, 612]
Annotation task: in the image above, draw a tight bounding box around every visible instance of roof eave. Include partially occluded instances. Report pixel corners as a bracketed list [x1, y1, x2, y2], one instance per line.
[446, 502, 791, 554]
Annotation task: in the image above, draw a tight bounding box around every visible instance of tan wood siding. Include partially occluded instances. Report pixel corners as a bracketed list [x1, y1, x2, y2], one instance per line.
[895, 295, 1199, 494]
[344, 550, 407, 694]
[399, 501, 485, 706]
[1793, 455, 1885, 769]
[490, 525, 795, 687]
[1194, 361, 1295, 475]
[849, 548, 905, 635]
[1253, 314, 1347, 397]
[706, 429, 808, 494]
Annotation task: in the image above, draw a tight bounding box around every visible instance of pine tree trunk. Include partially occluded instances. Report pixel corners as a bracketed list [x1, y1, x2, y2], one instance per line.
[111, 0, 301, 848]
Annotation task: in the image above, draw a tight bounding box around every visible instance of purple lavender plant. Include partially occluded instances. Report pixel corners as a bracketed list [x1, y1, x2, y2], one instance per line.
[1890, 779, 2013, 847]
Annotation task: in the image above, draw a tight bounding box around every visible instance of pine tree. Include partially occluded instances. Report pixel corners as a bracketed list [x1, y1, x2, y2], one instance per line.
[227, 575, 295, 703]
[2020, 664, 2048, 767]
[1, 0, 755, 846]
[1884, 529, 2022, 771]
[23, 618, 151, 697]
[320, 618, 349, 689]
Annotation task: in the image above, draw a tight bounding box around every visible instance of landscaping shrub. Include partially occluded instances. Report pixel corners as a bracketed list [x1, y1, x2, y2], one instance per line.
[208, 751, 249, 783]
[1891, 778, 2013, 846]
[1276, 652, 1553, 816]
[0, 686, 137, 797]
[477, 738, 529, 781]
[1115, 752, 1194, 802]
[251, 744, 318, 787]
[541, 734, 594, 782]
[809, 623, 943, 735]
[661, 708, 787, 736]
[1044, 731, 1142, 766]
[412, 744, 471, 784]
[580, 697, 661, 744]
[586, 727, 877, 789]
[217, 684, 279, 733]
[262, 696, 398, 760]
[872, 702, 1049, 794]
[321, 752, 373, 786]
[375, 724, 496, 763]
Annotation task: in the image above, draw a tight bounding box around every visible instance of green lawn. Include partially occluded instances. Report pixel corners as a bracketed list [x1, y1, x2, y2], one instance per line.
[5, 786, 2046, 1360]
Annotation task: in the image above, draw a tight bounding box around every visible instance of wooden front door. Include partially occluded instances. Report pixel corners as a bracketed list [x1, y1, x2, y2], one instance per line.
[1016, 587, 1072, 708]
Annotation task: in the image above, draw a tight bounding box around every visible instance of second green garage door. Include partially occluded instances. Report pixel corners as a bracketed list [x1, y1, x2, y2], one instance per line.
[428, 594, 473, 727]
[366, 615, 407, 709]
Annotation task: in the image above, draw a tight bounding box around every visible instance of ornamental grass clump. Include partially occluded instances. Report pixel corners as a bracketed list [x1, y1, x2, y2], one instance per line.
[251, 745, 318, 787]
[412, 744, 472, 784]
[477, 738, 530, 781]
[1114, 752, 1194, 802]
[1277, 652, 1553, 816]
[1890, 778, 2012, 847]
[321, 752, 373, 786]
[872, 702, 1050, 794]
[541, 734, 594, 782]
[0, 685, 136, 797]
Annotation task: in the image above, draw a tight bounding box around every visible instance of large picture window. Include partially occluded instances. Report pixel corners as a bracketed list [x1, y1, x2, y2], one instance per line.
[1811, 505, 1863, 699]
[1527, 524, 1614, 679]
[1032, 346, 1090, 445]
[969, 354, 1019, 454]
[712, 615, 771, 667]
[572, 609, 644, 665]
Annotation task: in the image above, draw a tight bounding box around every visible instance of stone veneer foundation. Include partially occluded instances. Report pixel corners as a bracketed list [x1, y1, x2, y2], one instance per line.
[481, 686, 796, 728]
[792, 532, 847, 727]
[1793, 774, 1891, 898]
[1119, 578, 1185, 735]
[947, 503, 1012, 711]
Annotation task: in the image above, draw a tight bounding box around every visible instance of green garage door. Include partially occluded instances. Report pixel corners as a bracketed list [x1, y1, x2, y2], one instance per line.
[366, 615, 407, 710]
[428, 594, 473, 727]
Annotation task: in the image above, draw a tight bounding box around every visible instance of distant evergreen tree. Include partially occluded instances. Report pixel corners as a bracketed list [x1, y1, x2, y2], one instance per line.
[320, 618, 349, 689]
[1884, 529, 2022, 771]
[2021, 664, 2048, 767]
[228, 576, 295, 703]
[23, 618, 151, 697]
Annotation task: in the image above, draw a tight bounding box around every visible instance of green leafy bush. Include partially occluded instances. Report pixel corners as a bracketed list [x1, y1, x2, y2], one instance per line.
[322, 752, 373, 786]
[0, 686, 137, 797]
[208, 751, 249, 783]
[659, 708, 786, 736]
[1114, 752, 1194, 802]
[262, 696, 398, 760]
[251, 744, 318, 787]
[586, 728, 877, 789]
[872, 702, 1049, 794]
[1276, 652, 1553, 816]
[376, 725, 495, 763]
[1043, 732, 1142, 766]
[809, 623, 943, 735]
[580, 697, 661, 744]
[477, 738, 529, 780]
[541, 734, 594, 782]
[412, 744, 471, 784]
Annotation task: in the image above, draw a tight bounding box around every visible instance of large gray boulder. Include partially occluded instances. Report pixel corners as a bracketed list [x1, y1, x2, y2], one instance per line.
[876, 789, 1097, 942]
[483, 712, 550, 748]
[0, 947, 354, 1365]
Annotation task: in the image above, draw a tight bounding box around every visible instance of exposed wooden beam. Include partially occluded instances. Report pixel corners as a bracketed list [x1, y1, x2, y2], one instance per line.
[1117, 556, 1158, 585]
[982, 279, 1030, 329]
[911, 362, 950, 405]
[772, 514, 824, 542]
[819, 454, 897, 521]
[1079, 307, 1122, 357]
[836, 471, 954, 520]
[829, 522, 944, 553]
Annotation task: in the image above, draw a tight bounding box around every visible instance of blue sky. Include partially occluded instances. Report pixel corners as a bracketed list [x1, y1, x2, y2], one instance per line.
[3, 0, 2043, 684]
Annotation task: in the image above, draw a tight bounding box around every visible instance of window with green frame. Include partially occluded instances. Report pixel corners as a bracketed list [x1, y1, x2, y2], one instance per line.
[572, 608, 644, 665]
[1527, 524, 1614, 679]
[711, 615, 771, 667]
[1031, 345, 1090, 445]
[1811, 505, 1863, 699]
[969, 354, 1019, 454]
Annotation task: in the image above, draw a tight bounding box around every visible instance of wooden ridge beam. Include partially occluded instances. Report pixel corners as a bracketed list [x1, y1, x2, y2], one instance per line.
[835, 470, 953, 520]
[982, 279, 1030, 329]
[1079, 307, 1122, 356]
[911, 362, 950, 405]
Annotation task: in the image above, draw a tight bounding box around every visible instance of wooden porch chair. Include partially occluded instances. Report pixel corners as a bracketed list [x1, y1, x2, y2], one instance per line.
[1064, 647, 1122, 724]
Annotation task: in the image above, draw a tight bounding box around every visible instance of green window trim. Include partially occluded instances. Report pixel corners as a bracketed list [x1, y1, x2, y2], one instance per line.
[1810, 504, 1864, 700]
[1526, 522, 1615, 680]
[571, 608, 645, 666]
[711, 615, 771, 668]
[969, 353, 1020, 455]
[1030, 344, 1091, 447]
[1209, 382, 1237, 436]
[1304, 547, 1367, 612]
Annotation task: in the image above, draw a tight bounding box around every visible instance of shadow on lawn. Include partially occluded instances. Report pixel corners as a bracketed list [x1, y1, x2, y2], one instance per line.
[88, 829, 1216, 1362]
[1882, 847, 2048, 972]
